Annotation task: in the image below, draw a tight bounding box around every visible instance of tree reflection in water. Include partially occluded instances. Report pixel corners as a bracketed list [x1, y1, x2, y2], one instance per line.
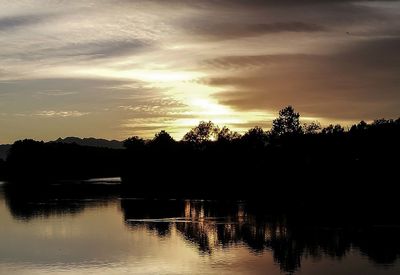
[3, 185, 400, 274]
[121, 199, 400, 274]
[3, 183, 119, 221]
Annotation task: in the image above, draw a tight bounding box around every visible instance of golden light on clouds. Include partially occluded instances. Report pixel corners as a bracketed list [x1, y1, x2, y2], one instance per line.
[0, 0, 399, 143]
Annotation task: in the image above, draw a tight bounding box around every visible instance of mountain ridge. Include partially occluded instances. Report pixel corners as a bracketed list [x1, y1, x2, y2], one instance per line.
[53, 137, 124, 149]
[0, 137, 124, 160]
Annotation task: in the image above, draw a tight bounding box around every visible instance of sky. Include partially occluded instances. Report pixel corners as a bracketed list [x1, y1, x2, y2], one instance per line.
[0, 0, 399, 143]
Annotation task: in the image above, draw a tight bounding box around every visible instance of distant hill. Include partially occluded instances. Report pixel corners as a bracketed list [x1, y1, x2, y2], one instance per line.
[0, 137, 124, 160]
[53, 137, 124, 149]
[0, 144, 11, 160]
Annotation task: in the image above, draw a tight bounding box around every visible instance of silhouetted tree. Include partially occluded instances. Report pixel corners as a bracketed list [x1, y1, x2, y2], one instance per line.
[0, 158, 5, 179]
[149, 130, 175, 148]
[373, 118, 393, 126]
[322, 124, 345, 135]
[183, 121, 219, 144]
[271, 106, 303, 136]
[350, 120, 368, 133]
[6, 139, 122, 181]
[241, 126, 268, 148]
[217, 126, 241, 142]
[303, 121, 321, 134]
[3, 104, 400, 202]
[123, 136, 145, 150]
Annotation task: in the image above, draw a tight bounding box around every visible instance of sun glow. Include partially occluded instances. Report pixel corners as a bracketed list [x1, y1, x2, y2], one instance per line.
[190, 98, 231, 116]
[57, 64, 278, 140]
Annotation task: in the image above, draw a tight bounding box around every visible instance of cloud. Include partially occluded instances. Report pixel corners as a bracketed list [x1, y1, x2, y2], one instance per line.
[0, 36, 153, 69]
[201, 54, 315, 70]
[207, 37, 400, 120]
[0, 2, 164, 81]
[118, 97, 188, 117]
[23, 39, 152, 62]
[36, 90, 77, 96]
[0, 14, 49, 31]
[174, 0, 391, 37]
[134, 0, 397, 8]
[35, 110, 89, 118]
[246, 22, 326, 33]
[186, 22, 326, 40]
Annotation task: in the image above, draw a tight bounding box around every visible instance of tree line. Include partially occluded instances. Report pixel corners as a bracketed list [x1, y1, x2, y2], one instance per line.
[123, 105, 399, 148]
[0, 105, 399, 201]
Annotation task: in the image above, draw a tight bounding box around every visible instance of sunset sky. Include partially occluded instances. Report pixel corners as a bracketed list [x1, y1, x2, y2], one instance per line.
[0, 0, 399, 143]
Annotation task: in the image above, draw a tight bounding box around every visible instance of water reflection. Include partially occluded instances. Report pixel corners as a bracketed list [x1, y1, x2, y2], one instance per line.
[121, 199, 400, 273]
[3, 183, 119, 220]
[1, 184, 400, 275]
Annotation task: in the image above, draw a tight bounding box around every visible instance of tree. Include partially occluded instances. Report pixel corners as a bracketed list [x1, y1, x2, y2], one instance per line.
[150, 130, 175, 147]
[217, 126, 241, 142]
[350, 120, 368, 133]
[373, 119, 393, 126]
[183, 121, 219, 144]
[123, 136, 145, 150]
[241, 126, 268, 148]
[0, 159, 5, 180]
[322, 124, 344, 135]
[271, 106, 303, 136]
[303, 121, 321, 134]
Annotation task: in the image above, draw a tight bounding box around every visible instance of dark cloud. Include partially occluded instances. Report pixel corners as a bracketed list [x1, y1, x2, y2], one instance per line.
[250, 22, 326, 33]
[174, 0, 394, 42]
[202, 54, 315, 70]
[207, 37, 400, 120]
[187, 22, 326, 40]
[141, 0, 395, 15]
[52, 40, 151, 60]
[0, 14, 48, 31]
[136, 0, 397, 8]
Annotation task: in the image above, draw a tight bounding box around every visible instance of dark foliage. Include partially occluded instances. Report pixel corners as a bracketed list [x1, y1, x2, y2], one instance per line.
[0, 158, 5, 180]
[1, 106, 399, 203]
[0, 144, 11, 161]
[120, 107, 400, 203]
[271, 105, 302, 136]
[5, 139, 123, 182]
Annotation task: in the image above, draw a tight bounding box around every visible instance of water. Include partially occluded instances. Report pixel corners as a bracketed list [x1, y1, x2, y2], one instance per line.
[0, 183, 399, 275]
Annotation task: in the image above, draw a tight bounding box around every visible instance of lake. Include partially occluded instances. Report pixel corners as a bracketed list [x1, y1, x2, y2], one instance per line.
[0, 181, 399, 275]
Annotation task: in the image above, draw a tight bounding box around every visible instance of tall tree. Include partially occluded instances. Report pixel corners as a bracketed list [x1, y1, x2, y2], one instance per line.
[271, 106, 303, 136]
